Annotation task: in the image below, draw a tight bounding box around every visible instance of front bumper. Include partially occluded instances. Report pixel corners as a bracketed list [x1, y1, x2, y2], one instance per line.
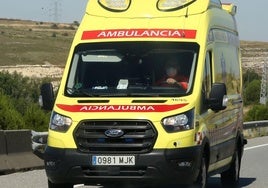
[44, 146, 202, 186]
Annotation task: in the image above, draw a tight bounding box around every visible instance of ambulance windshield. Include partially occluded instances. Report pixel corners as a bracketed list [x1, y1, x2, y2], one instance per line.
[66, 42, 199, 97]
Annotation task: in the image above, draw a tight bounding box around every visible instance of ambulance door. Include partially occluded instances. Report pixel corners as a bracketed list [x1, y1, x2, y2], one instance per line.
[200, 51, 219, 167]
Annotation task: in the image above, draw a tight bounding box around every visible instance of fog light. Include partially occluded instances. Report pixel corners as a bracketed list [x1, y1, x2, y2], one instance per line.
[46, 161, 56, 167]
[178, 161, 192, 167]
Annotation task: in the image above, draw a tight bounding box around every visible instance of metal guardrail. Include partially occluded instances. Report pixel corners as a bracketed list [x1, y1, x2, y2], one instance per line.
[243, 120, 268, 129]
[243, 120, 268, 138]
[0, 130, 43, 174]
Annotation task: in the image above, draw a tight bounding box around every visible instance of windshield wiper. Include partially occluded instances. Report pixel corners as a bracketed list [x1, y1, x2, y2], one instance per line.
[66, 87, 98, 97]
[66, 87, 182, 97]
[66, 87, 129, 97]
[127, 93, 160, 97]
[96, 93, 129, 97]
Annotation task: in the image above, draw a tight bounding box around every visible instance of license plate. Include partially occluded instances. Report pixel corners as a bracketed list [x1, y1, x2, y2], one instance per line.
[92, 155, 135, 166]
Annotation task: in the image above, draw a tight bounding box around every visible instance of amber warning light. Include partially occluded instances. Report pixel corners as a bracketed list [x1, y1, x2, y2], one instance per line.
[157, 0, 197, 11]
[98, 0, 131, 12]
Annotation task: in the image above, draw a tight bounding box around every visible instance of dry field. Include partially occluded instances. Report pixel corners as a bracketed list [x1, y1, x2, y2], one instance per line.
[0, 18, 267, 78]
[240, 41, 268, 74]
[0, 19, 76, 78]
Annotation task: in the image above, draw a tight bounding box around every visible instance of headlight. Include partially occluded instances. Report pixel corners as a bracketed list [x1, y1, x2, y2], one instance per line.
[162, 109, 194, 132]
[50, 112, 72, 132]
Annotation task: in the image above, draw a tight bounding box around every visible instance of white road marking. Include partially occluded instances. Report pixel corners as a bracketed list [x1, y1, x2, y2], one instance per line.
[245, 143, 268, 151]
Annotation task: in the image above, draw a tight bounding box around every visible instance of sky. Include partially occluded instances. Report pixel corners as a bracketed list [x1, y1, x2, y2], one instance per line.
[0, 0, 267, 42]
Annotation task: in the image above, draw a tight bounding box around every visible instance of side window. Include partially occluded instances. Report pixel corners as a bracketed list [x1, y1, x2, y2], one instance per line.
[201, 51, 212, 113]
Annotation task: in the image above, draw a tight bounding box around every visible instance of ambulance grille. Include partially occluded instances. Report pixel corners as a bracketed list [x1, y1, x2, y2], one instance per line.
[74, 120, 157, 154]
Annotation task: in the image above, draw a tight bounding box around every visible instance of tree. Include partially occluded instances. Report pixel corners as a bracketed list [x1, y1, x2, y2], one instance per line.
[243, 69, 261, 88]
[243, 79, 261, 105]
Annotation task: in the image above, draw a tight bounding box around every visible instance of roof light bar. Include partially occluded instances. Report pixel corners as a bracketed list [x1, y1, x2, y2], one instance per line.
[157, 0, 197, 11]
[98, 0, 131, 12]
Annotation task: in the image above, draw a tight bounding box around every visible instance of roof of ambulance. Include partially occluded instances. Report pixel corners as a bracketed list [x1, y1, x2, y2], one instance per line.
[85, 0, 217, 18]
[74, 0, 237, 43]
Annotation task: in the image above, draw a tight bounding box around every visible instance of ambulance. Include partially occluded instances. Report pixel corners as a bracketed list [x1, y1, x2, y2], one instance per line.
[40, 0, 247, 187]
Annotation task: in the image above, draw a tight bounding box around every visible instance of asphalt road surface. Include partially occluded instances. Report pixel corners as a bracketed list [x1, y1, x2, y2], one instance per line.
[0, 136, 267, 188]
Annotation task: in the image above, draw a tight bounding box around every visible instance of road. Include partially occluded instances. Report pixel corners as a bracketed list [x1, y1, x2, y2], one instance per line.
[0, 136, 267, 188]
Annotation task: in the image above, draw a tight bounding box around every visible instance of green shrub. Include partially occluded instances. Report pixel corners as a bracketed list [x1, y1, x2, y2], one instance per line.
[0, 93, 25, 130]
[0, 71, 51, 131]
[243, 79, 261, 105]
[23, 103, 50, 131]
[245, 104, 268, 121]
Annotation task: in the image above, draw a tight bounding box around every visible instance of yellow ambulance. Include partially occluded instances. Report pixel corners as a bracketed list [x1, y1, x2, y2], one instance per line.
[40, 0, 247, 187]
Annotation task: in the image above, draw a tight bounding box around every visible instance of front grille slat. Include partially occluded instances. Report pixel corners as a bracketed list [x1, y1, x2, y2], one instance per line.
[80, 125, 152, 130]
[81, 142, 152, 148]
[76, 132, 155, 139]
[74, 120, 157, 154]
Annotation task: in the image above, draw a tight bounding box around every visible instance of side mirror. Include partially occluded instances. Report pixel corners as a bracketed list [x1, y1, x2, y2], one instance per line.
[207, 83, 227, 112]
[39, 83, 55, 111]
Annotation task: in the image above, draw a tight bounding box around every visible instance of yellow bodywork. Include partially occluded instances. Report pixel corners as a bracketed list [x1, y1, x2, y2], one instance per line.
[48, 0, 241, 165]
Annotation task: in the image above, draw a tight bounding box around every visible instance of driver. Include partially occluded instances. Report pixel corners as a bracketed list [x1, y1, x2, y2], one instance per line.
[156, 58, 189, 90]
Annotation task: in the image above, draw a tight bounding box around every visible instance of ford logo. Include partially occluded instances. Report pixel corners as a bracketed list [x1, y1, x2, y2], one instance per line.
[104, 129, 124, 138]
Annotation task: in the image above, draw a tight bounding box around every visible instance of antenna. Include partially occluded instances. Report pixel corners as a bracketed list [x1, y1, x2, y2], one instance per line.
[260, 61, 268, 105]
[49, 0, 62, 23]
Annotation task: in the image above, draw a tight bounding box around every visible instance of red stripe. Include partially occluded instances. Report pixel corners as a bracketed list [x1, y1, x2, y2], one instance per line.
[81, 29, 196, 40]
[56, 103, 188, 112]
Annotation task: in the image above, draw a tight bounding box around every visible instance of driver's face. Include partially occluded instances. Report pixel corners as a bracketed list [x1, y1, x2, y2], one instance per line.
[166, 67, 177, 77]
